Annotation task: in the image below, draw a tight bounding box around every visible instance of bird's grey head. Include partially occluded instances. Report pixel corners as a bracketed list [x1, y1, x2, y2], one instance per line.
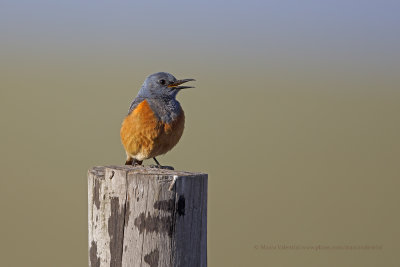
[137, 72, 195, 99]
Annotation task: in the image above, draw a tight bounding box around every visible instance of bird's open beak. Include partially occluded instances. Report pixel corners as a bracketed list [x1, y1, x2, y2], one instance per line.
[168, 79, 195, 90]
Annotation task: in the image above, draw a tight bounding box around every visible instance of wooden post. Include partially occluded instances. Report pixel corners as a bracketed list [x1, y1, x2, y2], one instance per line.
[88, 166, 208, 267]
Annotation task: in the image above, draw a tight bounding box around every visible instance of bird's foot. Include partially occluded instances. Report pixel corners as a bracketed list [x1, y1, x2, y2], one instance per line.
[148, 164, 174, 170]
[149, 157, 174, 170]
[125, 159, 143, 166]
[132, 163, 144, 167]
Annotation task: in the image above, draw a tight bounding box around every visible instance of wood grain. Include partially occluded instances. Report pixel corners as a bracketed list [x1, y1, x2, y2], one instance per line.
[88, 166, 207, 267]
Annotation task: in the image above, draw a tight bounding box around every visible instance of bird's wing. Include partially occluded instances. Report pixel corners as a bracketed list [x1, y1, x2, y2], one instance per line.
[128, 97, 145, 115]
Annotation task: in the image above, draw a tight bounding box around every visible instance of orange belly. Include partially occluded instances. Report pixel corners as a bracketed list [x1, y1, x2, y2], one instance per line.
[120, 99, 185, 160]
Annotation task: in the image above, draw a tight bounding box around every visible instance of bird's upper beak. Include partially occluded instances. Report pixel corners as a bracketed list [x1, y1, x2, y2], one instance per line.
[168, 79, 195, 90]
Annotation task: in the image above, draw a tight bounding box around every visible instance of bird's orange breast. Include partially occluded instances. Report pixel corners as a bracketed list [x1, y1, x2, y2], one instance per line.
[120, 100, 185, 160]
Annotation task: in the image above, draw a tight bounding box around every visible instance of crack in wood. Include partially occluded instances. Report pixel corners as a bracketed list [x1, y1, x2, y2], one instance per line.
[93, 179, 101, 209]
[89, 241, 100, 267]
[120, 174, 129, 265]
[108, 197, 125, 267]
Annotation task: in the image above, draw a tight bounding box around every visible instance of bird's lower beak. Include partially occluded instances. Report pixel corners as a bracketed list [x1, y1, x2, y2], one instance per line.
[168, 79, 195, 90]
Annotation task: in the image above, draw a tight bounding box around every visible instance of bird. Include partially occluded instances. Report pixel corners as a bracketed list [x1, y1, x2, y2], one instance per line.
[120, 72, 195, 168]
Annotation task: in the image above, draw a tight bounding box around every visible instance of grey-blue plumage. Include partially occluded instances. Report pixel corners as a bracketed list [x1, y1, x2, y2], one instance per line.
[128, 72, 194, 124]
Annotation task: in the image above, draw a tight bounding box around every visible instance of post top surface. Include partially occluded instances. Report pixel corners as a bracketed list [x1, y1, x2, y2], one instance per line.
[88, 165, 207, 178]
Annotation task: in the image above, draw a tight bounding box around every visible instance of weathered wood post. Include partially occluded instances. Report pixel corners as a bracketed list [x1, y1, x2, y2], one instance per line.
[88, 166, 208, 267]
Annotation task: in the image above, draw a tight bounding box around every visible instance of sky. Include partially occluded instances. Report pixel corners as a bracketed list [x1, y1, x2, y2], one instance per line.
[1, 0, 399, 82]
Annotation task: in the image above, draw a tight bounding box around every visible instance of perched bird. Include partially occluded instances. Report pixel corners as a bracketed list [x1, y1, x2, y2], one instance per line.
[120, 72, 195, 168]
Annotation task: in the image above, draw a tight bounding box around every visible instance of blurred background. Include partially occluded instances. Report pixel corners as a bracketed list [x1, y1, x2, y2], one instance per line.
[1, 0, 399, 266]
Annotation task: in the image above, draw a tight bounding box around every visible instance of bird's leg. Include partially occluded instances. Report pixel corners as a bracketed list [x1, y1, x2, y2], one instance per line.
[149, 157, 174, 170]
[153, 157, 161, 166]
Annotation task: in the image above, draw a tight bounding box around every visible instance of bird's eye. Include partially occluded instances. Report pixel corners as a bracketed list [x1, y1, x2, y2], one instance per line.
[159, 79, 166, 85]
